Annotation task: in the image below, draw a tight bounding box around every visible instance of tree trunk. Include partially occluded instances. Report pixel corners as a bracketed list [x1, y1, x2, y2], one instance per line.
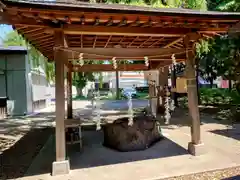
[229, 79, 232, 91]
[116, 71, 120, 100]
[76, 87, 83, 97]
[210, 79, 213, 88]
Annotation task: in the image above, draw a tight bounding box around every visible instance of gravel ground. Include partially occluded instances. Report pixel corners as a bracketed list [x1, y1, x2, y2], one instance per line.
[0, 127, 53, 180]
[0, 138, 16, 153]
[166, 166, 240, 180]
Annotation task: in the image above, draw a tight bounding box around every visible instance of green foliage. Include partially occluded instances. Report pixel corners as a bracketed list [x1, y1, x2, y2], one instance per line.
[207, 0, 240, 11]
[215, 0, 240, 11]
[72, 71, 95, 89]
[186, 0, 207, 10]
[200, 88, 230, 105]
[197, 34, 240, 91]
[200, 88, 240, 105]
[102, 0, 207, 9]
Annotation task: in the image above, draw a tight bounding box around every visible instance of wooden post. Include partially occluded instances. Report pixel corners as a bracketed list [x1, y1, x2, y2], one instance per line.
[52, 30, 70, 176]
[67, 63, 73, 119]
[171, 65, 178, 107]
[116, 70, 120, 100]
[184, 33, 204, 156]
[157, 67, 169, 114]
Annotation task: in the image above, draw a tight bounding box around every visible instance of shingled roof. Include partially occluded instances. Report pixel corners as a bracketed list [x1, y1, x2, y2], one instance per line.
[1, 0, 240, 18]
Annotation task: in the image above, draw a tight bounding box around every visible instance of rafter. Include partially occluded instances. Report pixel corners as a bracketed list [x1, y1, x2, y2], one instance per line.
[104, 35, 112, 48]
[138, 37, 152, 48]
[93, 35, 97, 48]
[23, 27, 43, 34]
[163, 37, 183, 48]
[127, 36, 139, 47]
[148, 37, 164, 47]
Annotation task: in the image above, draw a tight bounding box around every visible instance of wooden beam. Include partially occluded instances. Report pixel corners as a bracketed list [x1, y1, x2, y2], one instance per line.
[93, 35, 97, 48]
[229, 22, 240, 33]
[72, 64, 148, 72]
[184, 33, 203, 156]
[23, 27, 43, 34]
[127, 36, 139, 47]
[148, 37, 164, 47]
[138, 37, 152, 48]
[80, 34, 83, 48]
[67, 48, 185, 59]
[67, 63, 73, 119]
[69, 58, 185, 61]
[104, 35, 112, 48]
[163, 37, 183, 48]
[45, 25, 190, 37]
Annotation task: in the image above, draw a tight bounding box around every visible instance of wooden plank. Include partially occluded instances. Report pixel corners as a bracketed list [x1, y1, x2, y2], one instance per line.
[138, 37, 152, 47]
[54, 30, 66, 162]
[45, 25, 190, 37]
[72, 64, 148, 72]
[104, 35, 112, 48]
[93, 35, 97, 48]
[69, 58, 185, 61]
[148, 37, 164, 47]
[163, 37, 183, 48]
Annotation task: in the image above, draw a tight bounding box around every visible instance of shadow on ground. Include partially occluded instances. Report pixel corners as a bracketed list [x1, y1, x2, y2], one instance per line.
[222, 175, 240, 180]
[24, 129, 188, 177]
[70, 130, 188, 170]
[0, 127, 54, 179]
[210, 127, 240, 141]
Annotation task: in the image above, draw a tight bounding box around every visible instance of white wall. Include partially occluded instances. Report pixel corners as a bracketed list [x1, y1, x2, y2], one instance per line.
[109, 71, 147, 89]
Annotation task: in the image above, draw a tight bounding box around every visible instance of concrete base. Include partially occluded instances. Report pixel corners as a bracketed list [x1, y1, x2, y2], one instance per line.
[52, 160, 70, 176]
[188, 142, 205, 156]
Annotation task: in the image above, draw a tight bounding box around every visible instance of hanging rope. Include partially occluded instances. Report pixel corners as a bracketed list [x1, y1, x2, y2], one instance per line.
[112, 57, 117, 69]
[95, 91, 101, 130]
[78, 53, 84, 66]
[144, 56, 149, 67]
[54, 46, 192, 60]
[164, 89, 171, 125]
[127, 93, 133, 126]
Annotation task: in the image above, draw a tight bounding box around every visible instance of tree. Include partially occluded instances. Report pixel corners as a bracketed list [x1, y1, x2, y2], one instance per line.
[196, 0, 239, 91]
[72, 71, 95, 96]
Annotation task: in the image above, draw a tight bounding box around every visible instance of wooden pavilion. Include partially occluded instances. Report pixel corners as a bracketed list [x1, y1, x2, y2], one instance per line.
[0, 0, 239, 176]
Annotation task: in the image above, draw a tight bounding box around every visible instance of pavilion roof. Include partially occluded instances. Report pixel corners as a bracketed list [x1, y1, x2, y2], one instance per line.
[0, 0, 239, 64]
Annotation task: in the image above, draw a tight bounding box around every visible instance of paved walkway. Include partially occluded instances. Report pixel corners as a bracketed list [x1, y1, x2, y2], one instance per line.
[3, 100, 240, 180]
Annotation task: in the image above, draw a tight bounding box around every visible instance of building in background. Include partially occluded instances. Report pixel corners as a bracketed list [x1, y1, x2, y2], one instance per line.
[109, 71, 147, 89]
[0, 46, 52, 116]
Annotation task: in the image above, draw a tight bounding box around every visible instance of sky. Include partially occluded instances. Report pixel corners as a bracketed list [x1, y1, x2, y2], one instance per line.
[0, 25, 13, 44]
